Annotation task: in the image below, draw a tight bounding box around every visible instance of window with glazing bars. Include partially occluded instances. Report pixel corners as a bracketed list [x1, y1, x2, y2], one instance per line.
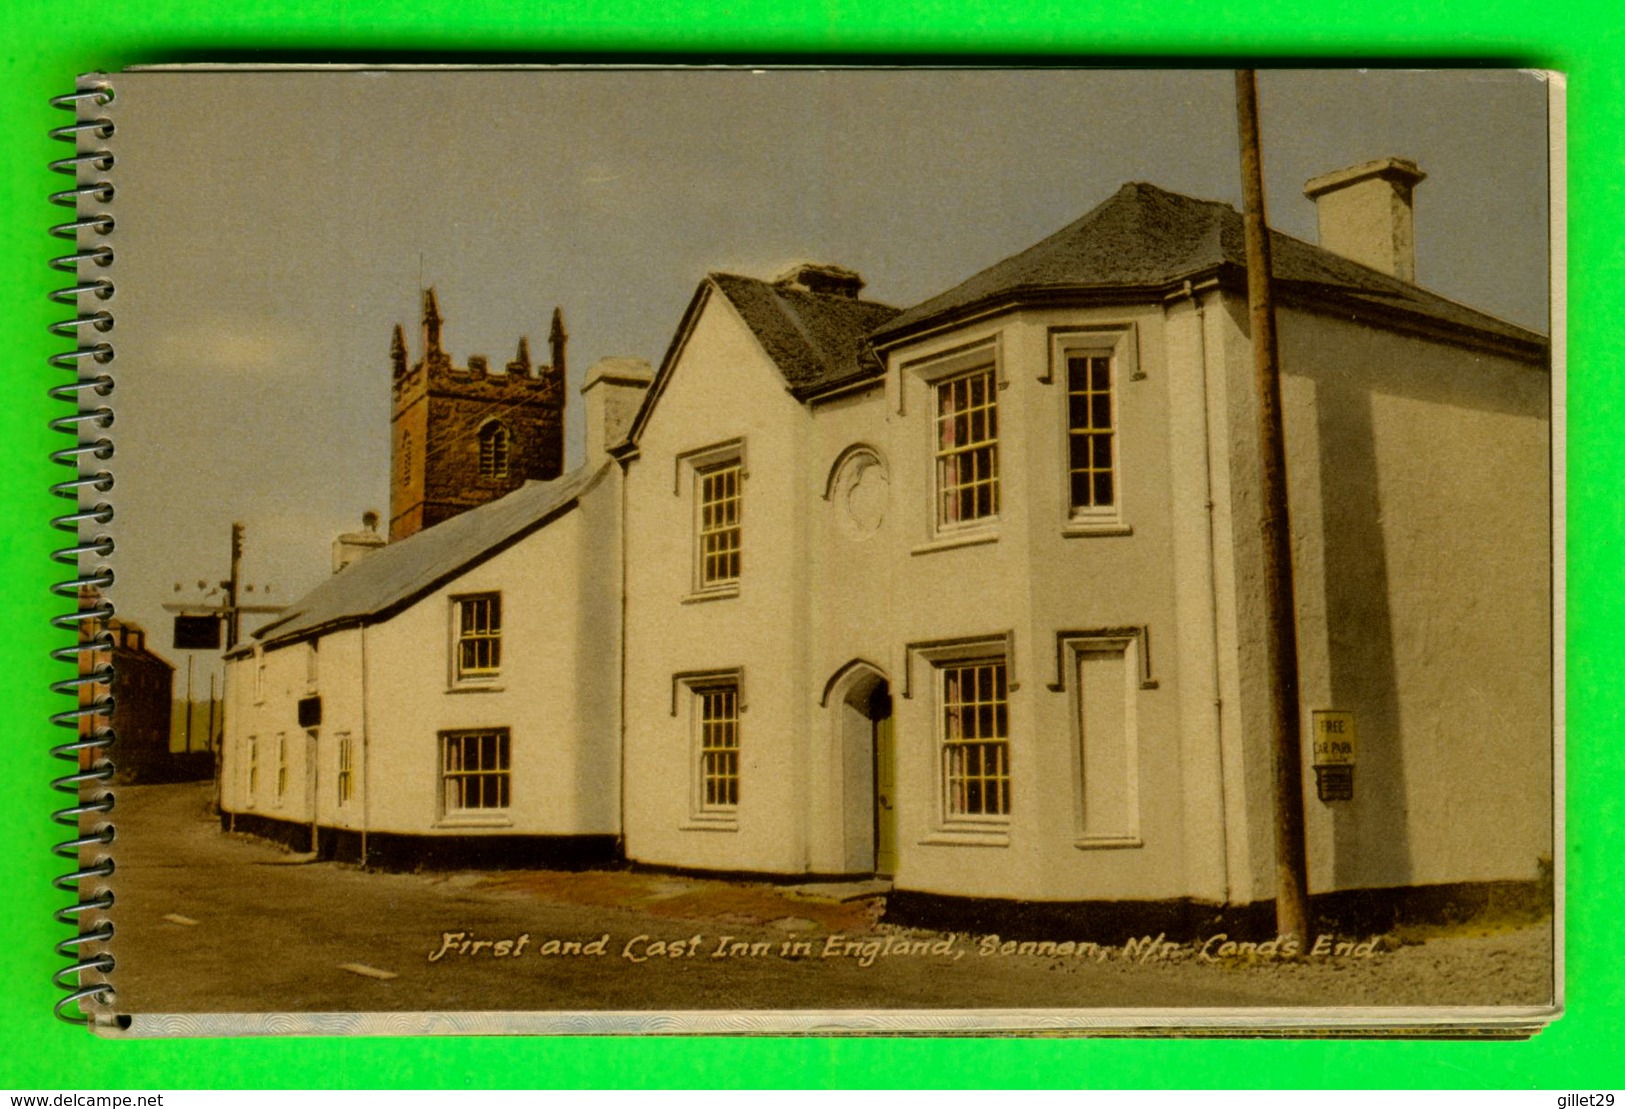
[246, 735, 259, 797]
[441, 729, 511, 811]
[479, 421, 510, 479]
[1067, 353, 1116, 511]
[935, 367, 999, 526]
[275, 734, 288, 800]
[456, 594, 501, 679]
[698, 462, 742, 587]
[941, 661, 1010, 817]
[337, 734, 354, 805]
[698, 685, 740, 809]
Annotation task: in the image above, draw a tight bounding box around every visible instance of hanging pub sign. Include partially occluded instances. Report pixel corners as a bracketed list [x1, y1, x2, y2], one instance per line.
[1310, 709, 1358, 802]
[172, 613, 223, 651]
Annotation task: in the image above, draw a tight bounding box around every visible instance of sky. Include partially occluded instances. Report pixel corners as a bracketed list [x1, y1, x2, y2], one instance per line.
[98, 67, 1553, 688]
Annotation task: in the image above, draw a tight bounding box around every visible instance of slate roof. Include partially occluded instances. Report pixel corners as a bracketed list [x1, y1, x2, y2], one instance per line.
[232, 464, 608, 654]
[873, 182, 1547, 356]
[709, 272, 902, 398]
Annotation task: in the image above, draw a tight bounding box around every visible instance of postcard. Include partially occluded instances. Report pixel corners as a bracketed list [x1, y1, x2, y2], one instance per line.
[59, 66, 1559, 1036]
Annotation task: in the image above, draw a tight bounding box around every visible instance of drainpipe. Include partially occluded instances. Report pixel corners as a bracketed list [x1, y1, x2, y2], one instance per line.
[617, 454, 630, 861]
[359, 624, 371, 868]
[1187, 279, 1233, 908]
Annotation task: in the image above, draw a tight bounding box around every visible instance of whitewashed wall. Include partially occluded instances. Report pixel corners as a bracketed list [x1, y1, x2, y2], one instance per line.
[1268, 302, 1553, 896]
[875, 304, 1206, 903]
[221, 470, 623, 841]
[621, 290, 816, 873]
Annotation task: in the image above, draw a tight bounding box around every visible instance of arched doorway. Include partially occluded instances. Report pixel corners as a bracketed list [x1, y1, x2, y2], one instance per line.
[827, 661, 896, 877]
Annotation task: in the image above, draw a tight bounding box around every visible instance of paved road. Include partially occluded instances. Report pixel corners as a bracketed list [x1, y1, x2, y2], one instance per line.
[99, 783, 1552, 1024]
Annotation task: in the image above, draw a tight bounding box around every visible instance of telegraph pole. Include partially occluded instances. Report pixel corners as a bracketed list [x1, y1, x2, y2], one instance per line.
[164, 522, 287, 647]
[225, 521, 244, 650]
[1235, 70, 1311, 944]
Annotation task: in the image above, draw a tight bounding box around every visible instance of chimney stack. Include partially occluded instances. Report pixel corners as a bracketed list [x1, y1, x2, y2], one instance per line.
[773, 262, 866, 299]
[581, 357, 654, 462]
[332, 511, 386, 574]
[1303, 157, 1427, 283]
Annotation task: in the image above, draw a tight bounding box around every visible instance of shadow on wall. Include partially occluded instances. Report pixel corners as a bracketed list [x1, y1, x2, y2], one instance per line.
[1305, 324, 1546, 891]
[1313, 367, 1412, 890]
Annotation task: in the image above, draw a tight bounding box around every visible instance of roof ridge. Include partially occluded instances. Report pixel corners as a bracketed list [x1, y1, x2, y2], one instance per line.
[240, 463, 608, 652]
[873, 179, 1545, 352]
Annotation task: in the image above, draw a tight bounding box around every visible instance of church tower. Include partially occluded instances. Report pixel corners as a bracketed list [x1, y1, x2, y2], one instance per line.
[388, 288, 567, 541]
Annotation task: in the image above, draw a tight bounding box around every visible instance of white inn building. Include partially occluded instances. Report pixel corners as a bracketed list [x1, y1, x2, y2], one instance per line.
[221, 162, 1552, 935]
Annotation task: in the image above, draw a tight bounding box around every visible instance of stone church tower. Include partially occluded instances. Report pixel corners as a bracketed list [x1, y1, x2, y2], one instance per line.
[388, 288, 567, 540]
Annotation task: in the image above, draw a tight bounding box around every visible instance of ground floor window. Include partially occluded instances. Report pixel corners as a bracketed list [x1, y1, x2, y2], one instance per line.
[698, 684, 740, 810]
[940, 660, 1010, 818]
[337, 733, 355, 805]
[441, 728, 511, 812]
[275, 733, 289, 802]
[246, 735, 259, 804]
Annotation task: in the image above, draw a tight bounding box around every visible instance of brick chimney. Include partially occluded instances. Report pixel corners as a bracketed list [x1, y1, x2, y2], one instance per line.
[1303, 157, 1427, 283]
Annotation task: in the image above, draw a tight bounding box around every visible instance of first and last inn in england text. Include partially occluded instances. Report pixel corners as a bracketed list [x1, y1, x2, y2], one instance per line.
[218, 153, 1551, 932]
[426, 930, 1382, 965]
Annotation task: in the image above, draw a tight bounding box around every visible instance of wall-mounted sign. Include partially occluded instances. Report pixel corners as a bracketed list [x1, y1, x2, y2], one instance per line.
[1311, 710, 1357, 765]
[1310, 709, 1357, 802]
[297, 696, 322, 728]
[173, 614, 222, 651]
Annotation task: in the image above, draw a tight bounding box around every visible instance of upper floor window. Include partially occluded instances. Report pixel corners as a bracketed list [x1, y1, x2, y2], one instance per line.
[454, 593, 501, 681]
[697, 460, 742, 589]
[1051, 326, 1135, 535]
[940, 659, 1010, 819]
[1067, 353, 1116, 513]
[935, 367, 999, 528]
[478, 421, 510, 480]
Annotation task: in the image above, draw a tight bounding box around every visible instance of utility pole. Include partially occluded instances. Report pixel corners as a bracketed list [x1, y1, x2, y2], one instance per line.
[1235, 69, 1311, 944]
[225, 521, 244, 650]
[165, 521, 286, 644]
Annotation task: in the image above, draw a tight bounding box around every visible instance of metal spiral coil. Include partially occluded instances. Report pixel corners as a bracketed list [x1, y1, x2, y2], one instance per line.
[49, 79, 120, 1026]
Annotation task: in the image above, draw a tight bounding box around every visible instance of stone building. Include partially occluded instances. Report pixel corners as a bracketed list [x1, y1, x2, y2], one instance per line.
[388, 289, 568, 541]
[103, 618, 199, 784]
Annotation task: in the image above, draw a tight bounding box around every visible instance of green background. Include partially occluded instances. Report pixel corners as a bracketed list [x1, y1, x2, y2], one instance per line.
[1, 0, 1616, 1089]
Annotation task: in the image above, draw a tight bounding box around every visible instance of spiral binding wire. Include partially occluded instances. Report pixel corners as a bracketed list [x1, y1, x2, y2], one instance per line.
[49, 79, 120, 1026]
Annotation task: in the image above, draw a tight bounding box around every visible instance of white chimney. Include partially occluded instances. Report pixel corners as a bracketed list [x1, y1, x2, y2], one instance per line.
[581, 357, 654, 462]
[1303, 157, 1427, 283]
[332, 510, 386, 573]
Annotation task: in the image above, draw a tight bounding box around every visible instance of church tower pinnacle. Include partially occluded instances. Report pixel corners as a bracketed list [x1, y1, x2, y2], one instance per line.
[547, 306, 568, 399]
[421, 287, 446, 369]
[390, 324, 408, 379]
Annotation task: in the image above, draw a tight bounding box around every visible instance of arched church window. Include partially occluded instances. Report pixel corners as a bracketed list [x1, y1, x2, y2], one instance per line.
[479, 421, 511, 479]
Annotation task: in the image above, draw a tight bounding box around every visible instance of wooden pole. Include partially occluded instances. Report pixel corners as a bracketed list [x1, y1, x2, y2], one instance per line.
[1235, 69, 1311, 944]
[225, 522, 244, 650]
